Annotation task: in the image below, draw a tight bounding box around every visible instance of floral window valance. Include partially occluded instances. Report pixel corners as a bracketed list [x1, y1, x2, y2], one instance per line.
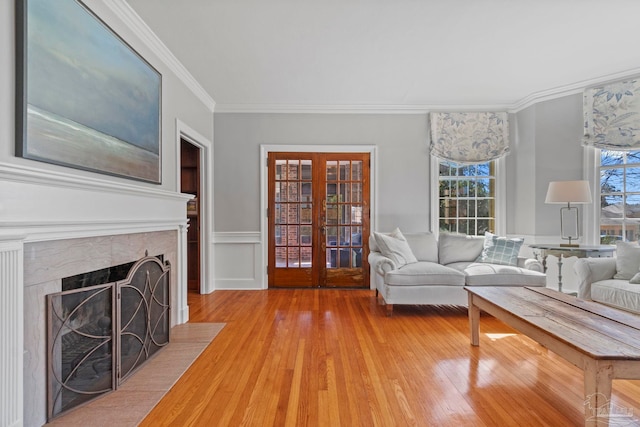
[430, 112, 509, 164]
[583, 78, 640, 150]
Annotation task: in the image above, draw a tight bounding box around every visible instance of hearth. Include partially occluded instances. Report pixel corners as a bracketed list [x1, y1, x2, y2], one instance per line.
[47, 254, 170, 420]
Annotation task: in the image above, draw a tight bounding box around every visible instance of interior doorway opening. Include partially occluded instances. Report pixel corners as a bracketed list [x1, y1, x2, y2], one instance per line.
[181, 138, 201, 292]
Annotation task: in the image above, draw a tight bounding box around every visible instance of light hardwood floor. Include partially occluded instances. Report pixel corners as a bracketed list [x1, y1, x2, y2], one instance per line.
[140, 289, 640, 426]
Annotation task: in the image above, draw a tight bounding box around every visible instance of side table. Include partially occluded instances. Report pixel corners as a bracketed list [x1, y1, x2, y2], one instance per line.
[528, 244, 615, 293]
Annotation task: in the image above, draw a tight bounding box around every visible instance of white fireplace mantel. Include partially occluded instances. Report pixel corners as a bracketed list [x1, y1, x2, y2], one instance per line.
[0, 161, 195, 427]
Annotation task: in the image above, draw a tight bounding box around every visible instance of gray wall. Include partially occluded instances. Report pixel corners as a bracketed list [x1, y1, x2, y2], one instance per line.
[213, 113, 431, 233]
[215, 94, 588, 240]
[508, 94, 585, 238]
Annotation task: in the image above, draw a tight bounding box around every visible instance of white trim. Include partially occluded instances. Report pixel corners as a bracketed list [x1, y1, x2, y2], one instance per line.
[259, 145, 378, 290]
[214, 104, 510, 114]
[0, 162, 191, 201]
[495, 156, 507, 236]
[583, 146, 599, 246]
[214, 231, 261, 244]
[0, 219, 187, 243]
[176, 119, 215, 294]
[103, 0, 215, 111]
[214, 68, 640, 115]
[511, 67, 640, 113]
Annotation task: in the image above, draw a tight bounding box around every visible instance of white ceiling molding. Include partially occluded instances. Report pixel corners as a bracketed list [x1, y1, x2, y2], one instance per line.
[104, 0, 216, 112]
[509, 67, 640, 113]
[213, 103, 512, 115]
[214, 67, 640, 114]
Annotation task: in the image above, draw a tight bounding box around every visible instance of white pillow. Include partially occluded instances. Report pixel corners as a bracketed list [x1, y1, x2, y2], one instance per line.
[438, 233, 484, 265]
[373, 228, 417, 268]
[614, 241, 640, 280]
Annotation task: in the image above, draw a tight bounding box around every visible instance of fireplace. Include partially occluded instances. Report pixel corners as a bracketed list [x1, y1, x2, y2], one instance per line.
[47, 254, 170, 420]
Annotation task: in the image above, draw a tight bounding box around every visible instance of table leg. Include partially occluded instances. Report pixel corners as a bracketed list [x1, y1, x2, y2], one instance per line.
[468, 293, 480, 346]
[583, 361, 613, 427]
[557, 254, 564, 293]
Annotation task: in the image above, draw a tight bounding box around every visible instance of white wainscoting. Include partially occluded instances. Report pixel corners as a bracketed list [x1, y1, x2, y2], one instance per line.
[214, 232, 264, 290]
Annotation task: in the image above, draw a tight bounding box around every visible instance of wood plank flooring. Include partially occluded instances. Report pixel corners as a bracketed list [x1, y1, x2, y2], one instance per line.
[140, 290, 640, 426]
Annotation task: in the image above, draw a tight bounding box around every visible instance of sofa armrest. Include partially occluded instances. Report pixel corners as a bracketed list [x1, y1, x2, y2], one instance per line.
[368, 251, 398, 277]
[573, 257, 617, 300]
[517, 257, 543, 273]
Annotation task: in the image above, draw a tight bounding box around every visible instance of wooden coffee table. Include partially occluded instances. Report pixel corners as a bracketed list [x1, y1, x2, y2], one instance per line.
[465, 286, 640, 427]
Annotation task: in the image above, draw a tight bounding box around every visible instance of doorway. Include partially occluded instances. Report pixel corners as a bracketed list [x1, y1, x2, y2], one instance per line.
[268, 152, 370, 288]
[181, 138, 201, 292]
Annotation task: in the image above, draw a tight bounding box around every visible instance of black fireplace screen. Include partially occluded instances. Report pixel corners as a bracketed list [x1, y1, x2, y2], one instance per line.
[47, 255, 170, 420]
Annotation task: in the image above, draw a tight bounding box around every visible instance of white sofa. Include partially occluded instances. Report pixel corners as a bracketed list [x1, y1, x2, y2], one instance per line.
[368, 231, 546, 314]
[574, 256, 640, 315]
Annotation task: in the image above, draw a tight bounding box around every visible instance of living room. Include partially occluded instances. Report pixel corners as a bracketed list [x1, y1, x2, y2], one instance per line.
[2, 1, 640, 426]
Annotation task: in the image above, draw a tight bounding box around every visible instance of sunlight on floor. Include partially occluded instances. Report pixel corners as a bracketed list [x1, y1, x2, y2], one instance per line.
[485, 333, 517, 340]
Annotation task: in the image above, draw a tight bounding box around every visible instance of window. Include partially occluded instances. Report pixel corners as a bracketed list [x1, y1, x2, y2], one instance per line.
[599, 150, 640, 243]
[438, 161, 496, 236]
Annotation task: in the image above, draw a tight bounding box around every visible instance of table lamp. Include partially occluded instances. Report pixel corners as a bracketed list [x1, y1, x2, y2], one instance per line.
[545, 180, 592, 247]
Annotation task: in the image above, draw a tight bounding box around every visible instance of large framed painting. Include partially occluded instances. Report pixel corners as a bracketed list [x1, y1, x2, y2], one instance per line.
[16, 0, 162, 184]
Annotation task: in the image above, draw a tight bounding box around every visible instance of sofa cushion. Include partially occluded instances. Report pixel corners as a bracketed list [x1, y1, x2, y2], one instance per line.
[385, 262, 465, 287]
[404, 232, 439, 263]
[464, 263, 547, 286]
[438, 233, 484, 265]
[591, 279, 640, 315]
[614, 241, 640, 280]
[373, 228, 417, 268]
[475, 232, 523, 266]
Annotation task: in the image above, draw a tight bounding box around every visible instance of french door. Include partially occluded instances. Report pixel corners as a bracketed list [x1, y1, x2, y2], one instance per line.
[268, 152, 370, 288]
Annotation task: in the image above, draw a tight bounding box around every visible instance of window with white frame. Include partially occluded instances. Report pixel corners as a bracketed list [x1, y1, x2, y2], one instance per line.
[599, 150, 640, 244]
[437, 160, 496, 236]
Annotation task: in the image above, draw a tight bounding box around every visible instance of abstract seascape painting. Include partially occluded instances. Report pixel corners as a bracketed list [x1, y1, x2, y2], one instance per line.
[16, 0, 162, 183]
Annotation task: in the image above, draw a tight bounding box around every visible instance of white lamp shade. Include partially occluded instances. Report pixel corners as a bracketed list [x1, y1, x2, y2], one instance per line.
[545, 180, 592, 204]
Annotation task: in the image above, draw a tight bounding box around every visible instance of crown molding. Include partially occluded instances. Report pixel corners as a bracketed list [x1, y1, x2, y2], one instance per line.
[215, 68, 640, 115]
[508, 67, 640, 113]
[213, 103, 512, 114]
[105, 0, 215, 112]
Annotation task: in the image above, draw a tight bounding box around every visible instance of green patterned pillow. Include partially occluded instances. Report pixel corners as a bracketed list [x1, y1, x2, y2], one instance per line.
[476, 232, 523, 266]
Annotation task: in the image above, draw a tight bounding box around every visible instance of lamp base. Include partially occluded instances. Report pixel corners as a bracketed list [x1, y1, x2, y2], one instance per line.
[560, 243, 580, 248]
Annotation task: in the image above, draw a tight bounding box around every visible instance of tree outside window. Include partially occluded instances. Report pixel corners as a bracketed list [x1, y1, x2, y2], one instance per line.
[600, 150, 640, 243]
[438, 161, 495, 236]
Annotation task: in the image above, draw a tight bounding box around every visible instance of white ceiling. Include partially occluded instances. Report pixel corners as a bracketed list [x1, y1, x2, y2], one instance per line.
[126, 0, 640, 111]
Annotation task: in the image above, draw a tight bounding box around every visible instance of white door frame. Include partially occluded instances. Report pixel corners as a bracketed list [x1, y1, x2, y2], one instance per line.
[176, 119, 215, 294]
[260, 144, 378, 289]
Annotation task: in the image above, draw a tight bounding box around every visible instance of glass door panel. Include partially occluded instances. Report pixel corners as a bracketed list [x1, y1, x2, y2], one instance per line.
[323, 156, 369, 287]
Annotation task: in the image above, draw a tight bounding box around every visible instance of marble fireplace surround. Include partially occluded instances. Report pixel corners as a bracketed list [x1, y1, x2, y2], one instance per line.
[22, 230, 182, 427]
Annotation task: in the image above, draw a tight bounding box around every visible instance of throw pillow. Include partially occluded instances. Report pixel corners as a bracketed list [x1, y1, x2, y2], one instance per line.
[475, 232, 523, 266]
[438, 233, 484, 265]
[630, 271, 640, 284]
[614, 241, 640, 280]
[373, 228, 418, 268]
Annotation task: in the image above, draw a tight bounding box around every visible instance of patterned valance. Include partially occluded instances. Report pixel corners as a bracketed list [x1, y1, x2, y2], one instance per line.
[583, 78, 640, 150]
[430, 112, 509, 164]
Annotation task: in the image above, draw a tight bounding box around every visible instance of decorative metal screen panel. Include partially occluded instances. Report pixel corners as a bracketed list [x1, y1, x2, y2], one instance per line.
[48, 284, 115, 418]
[48, 255, 170, 420]
[118, 256, 171, 382]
